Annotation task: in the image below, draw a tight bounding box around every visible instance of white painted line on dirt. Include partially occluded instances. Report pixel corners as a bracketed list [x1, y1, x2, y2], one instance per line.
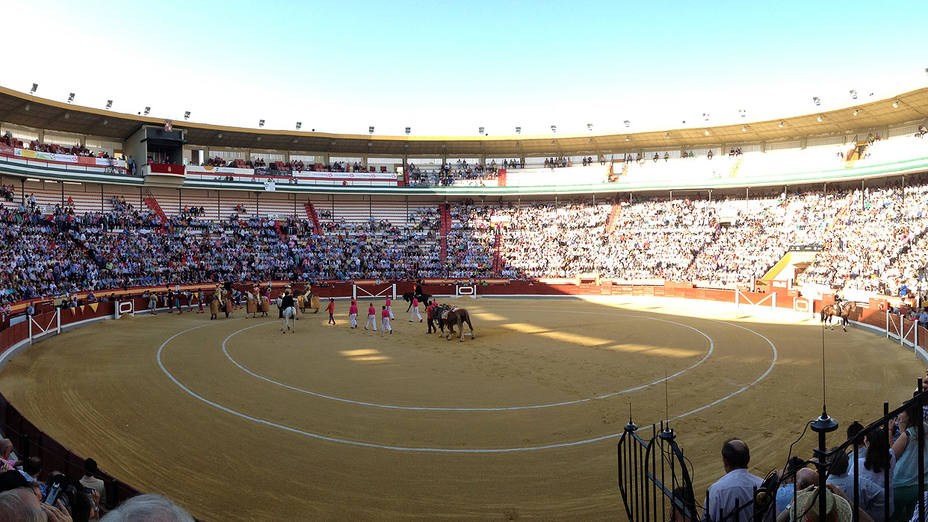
[156, 314, 778, 452]
[218, 316, 716, 411]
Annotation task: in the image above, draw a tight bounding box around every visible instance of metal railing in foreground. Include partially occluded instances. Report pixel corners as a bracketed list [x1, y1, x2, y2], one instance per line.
[619, 382, 928, 522]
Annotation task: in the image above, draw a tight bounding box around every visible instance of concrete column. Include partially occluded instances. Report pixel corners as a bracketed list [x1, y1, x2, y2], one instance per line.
[362, 154, 368, 168]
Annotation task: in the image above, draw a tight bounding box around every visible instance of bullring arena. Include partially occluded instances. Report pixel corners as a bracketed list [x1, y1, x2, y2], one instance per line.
[2, 12, 928, 518]
[0, 285, 920, 520]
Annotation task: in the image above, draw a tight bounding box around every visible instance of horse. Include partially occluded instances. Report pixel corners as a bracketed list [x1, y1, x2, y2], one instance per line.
[403, 291, 431, 312]
[436, 305, 475, 342]
[298, 292, 321, 314]
[246, 290, 260, 318]
[821, 301, 857, 331]
[277, 298, 296, 333]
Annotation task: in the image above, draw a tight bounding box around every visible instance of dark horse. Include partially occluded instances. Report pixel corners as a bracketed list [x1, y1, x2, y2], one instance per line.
[435, 304, 475, 342]
[403, 291, 432, 312]
[821, 301, 857, 331]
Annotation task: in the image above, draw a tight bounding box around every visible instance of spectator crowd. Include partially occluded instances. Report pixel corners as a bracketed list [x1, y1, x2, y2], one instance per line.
[3, 179, 928, 307]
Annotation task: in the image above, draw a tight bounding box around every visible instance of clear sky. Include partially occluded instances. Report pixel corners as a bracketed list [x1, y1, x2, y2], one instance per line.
[1, 0, 926, 136]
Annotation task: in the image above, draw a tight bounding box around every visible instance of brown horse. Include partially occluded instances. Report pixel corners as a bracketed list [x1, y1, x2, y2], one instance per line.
[821, 301, 857, 331]
[437, 306, 475, 342]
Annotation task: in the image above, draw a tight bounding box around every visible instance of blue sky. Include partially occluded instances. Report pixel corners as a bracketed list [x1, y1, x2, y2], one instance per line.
[1, 0, 926, 136]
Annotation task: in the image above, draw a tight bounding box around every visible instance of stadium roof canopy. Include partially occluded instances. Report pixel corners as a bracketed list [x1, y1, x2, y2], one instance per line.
[1, 85, 927, 157]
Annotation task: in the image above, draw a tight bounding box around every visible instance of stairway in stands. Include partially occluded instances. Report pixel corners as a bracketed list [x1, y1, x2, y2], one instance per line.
[605, 202, 622, 235]
[492, 232, 502, 274]
[273, 221, 287, 242]
[142, 195, 169, 225]
[439, 204, 451, 264]
[727, 157, 744, 178]
[303, 202, 322, 235]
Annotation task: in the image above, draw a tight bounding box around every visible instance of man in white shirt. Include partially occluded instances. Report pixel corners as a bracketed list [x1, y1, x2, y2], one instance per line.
[705, 438, 764, 522]
[79, 457, 106, 508]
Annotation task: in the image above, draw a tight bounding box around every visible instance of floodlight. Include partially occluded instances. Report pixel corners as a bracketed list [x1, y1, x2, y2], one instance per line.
[216, 133, 223, 139]
[515, 126, 521, 134]
[105, 100, 112, 110]
[623, 120, 630, 127]
[587, 123, 593, 131]
[664, 132, 671, 138]
[184, 111, 191, 120]
[817, 115, 824, 123]
[853, 109, 859, 117]
[812, 96, 821, 106]
[405, 127, 411, 135]
[892, 100, 899, 109]
[550, 125, 557, 133]
[849, 89, 857, 100]
[702, 112, 710, 122]
[30, 83, 38, 94]
[258, 119, 265, 127]
[704, 130, 710, 136]
[738, 109, 746, 118]
[478, 126, 485, 134]
[67, 93, 75, 103]
[295, 121, 301, 130]
[625, 136, 630, 141]
[778, 121, 785, 128]
[368, 126, 375, 134]
[144, 106, 151, 116]
[741, 125, 747, 132]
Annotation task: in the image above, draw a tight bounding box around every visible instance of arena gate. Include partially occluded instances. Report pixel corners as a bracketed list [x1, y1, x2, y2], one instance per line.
[352, 282, 397, 302]
[617, 421, 699, 522]
[455, 284, 477, 298]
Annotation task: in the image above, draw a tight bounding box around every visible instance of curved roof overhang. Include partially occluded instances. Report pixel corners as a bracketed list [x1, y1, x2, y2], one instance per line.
[1, 85, 927, 157]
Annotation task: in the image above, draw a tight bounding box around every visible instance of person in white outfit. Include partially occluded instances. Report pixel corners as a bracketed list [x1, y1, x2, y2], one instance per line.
[386, 297, 394, 319]
[410, 297, 422, 322]
[349, 299, 358, 329]
[365, 303, 377, 331]
[381, 306, 392, 334]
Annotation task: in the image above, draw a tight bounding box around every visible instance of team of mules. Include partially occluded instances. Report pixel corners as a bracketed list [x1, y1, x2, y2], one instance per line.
[821, 300, 857, 331]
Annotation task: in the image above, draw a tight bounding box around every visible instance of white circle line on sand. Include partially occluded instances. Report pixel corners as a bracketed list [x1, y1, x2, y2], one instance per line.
[219, 316, 715, 411]
[156, 316, 778, 452]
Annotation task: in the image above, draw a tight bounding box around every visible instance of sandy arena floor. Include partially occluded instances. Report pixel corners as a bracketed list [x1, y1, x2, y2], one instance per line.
[0, 296, 921, 520]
